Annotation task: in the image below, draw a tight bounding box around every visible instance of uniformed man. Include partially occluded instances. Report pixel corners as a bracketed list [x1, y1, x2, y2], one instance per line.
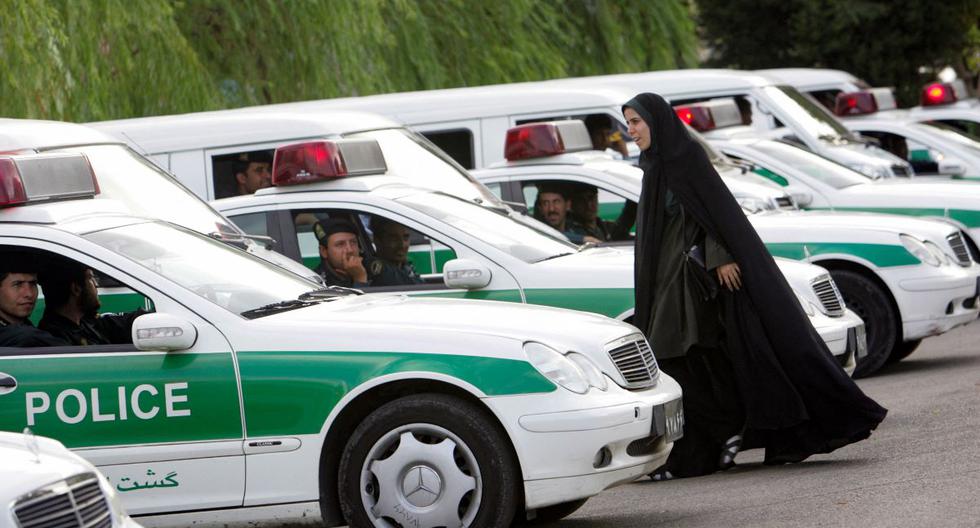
[533, 183, 593, 244]
[369, 217, 424, 287]
[234, 151, 273, 195]
[0, 254, 66, 347]
[38, 260, 145, 346]
[566, 183, 637, 243]
[312, 219, 371, 288]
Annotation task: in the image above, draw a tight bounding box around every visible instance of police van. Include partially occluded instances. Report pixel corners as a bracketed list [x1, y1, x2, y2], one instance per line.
[209, 136, 862, 376]
[760, 69, 980, 178]
[542, 69, 914, 179]
[473, 120, 979, 377]
[0, 152, 684, 527]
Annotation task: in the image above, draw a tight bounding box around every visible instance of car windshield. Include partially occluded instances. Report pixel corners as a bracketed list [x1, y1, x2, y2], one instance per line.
[86, 222, 317, 315]
[751, 140, 872, 189]
[395, 192, 578, 263]
[761, 86, 854, 143]
[51, 144, 240, 237]
[347, 128, 505, 208]
[921, 122, 980, 156]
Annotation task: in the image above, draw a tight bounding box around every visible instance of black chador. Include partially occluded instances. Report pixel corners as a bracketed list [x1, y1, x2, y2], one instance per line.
[624, 93, 886, 475]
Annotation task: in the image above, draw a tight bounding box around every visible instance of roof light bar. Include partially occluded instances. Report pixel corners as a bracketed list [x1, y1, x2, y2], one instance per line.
[673, 98, 742, 132]
[504, 120, 592, 161]
[0, 153, 98, 208]
[272, 139, 387, 186]
[921, 81, 967, 107]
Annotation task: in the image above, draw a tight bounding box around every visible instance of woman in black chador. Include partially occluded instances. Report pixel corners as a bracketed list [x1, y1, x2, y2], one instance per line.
[623, 93, 887, 479]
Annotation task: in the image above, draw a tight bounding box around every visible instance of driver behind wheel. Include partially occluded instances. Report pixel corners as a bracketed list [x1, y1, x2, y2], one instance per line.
[39, 258, 145, 346]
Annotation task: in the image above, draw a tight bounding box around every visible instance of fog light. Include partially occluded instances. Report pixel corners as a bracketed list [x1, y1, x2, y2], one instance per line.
[593, 446, 612, 469]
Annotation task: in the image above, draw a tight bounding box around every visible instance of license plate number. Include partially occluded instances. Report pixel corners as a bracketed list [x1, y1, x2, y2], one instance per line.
[653, 398, 684, 443]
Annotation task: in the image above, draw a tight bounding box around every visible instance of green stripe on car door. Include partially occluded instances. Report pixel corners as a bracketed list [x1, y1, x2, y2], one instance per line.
[765, 242, 920, 267]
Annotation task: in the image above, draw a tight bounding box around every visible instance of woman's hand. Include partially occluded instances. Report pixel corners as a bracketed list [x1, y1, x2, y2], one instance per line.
[716, 263, 742, 291]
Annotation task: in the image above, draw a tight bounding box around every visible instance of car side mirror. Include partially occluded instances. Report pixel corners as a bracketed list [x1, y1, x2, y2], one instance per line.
[938, 157, 966, 176]
[132, 313, 198, 352]
[791, 191, 813, 208]
[443, 258, 492, 289]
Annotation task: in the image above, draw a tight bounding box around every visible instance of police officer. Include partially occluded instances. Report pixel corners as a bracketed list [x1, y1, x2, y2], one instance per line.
[565, 183, 636, 243]
[38, 259, 144, 346]
[534, 182, 595, 244]
[234, 151, 273, 196]
[313, 219, 371, 288]
[0, 254, 66, 347]
[369, 217, 424, 287]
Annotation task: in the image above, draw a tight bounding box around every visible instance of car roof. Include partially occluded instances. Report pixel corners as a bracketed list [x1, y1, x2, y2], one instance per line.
[0, 198, 147, 232]
[215, 174, 429, 206]
[89, 109, 402, 155]
[245, 84, 632, 124]
[544, 69, 780, 98]
[0, 119, 123, 151]
[756, 68, 861, 89]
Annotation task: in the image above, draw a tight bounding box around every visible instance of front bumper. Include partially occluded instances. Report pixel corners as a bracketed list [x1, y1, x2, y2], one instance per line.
[811, 308, 864, 376]
[483, 373, 683, 509]
[893, 267, 980, 340]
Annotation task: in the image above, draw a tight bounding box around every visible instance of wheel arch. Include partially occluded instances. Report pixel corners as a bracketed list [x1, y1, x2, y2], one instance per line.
[317, 374, 524, 526]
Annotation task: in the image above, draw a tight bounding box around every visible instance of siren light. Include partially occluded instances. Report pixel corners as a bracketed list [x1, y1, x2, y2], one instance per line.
[272, 139, 387, 186]
[672, 98, 742, 132]
[0, 153, 98, 207]
[503, 121, 592, 161]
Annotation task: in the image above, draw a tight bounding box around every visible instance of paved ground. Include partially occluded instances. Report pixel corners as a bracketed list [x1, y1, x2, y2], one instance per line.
[544, 321, 980, 527]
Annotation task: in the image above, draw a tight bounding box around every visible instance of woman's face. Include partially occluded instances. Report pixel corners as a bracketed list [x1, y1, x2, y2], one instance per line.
[624, 107, 651, 151]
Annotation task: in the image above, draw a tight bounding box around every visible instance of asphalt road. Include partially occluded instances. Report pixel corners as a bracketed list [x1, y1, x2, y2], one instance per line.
[544, 321, 980, 527]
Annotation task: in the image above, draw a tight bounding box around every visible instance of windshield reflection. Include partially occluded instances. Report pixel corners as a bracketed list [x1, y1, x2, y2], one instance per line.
[762, 86, 854, 144]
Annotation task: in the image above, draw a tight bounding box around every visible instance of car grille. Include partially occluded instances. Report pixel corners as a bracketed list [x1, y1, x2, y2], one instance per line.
[891, 164, 912, 177]
[811, 275, 846, 317]
[12, 473, 112, 528]
[605, 335, 659, 389]
[946, 232, 972, 266]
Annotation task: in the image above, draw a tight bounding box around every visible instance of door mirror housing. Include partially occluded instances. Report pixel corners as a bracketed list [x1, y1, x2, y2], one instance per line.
[443, 258, 492, 289]
[132, 313, 198, 351]
[938, 157, 966, 176]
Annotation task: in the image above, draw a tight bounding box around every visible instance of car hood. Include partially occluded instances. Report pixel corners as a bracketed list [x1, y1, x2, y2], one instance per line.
[841, 180, 980, 207]
[750, 209, 958, 241]
[0, 432, 93, 500]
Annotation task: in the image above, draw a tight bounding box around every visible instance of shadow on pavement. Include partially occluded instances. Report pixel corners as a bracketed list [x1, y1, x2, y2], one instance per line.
[875, 353, 980, 377]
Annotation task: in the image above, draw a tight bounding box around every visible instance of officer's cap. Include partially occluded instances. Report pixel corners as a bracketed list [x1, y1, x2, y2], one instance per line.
[313, 219, 358, 247]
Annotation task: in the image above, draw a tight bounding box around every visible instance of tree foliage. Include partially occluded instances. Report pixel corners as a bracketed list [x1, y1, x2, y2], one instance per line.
[0, 0, 698, 121]
[697, 0, 980, 105]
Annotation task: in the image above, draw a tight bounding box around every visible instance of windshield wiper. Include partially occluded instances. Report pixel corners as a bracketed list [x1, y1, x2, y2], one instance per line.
[534, 252, 574, 263]
[577, 241, 598, 252]
[299, 286, 363, 299]
[241, 299, 317, 319]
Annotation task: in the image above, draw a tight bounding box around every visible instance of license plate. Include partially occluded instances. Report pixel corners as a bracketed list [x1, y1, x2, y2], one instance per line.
[653, 398, 684, 443]
[854, 324, 868, 359]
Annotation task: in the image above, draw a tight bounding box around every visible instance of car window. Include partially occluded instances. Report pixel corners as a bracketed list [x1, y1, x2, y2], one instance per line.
[420, 129, 475, 169]
[211, 149, 274, 199]
[750, 141, 872, 189]
[760, 86, 853, 143]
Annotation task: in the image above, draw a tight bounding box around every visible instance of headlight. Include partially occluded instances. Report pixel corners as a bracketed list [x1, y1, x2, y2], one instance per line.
[901, 234, 942, 266]
[524, 342, 589, 394]
[567, 352, 609, 391]
[923, 240, 951, 265]
[794, 291, 816, 316]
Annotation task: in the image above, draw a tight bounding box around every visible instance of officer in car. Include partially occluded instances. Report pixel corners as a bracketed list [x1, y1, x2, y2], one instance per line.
[313, 219, 371, 288]
[584, 114, 629, 159]
[38, 259, 145, 346]
[565, 183, 637, 243]
[0, 254, 67, 347]
[369, 217, 424, 287]
[234, 151, 273, 196]
[534, 182, 595, 244]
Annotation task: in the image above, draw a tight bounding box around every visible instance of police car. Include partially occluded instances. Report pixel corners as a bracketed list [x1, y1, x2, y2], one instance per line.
[473, 120, 980, 377]
[762, 68, 980, 138]
[211, 137, 863, 376]
[0, 153, 684, 526]
[1, 430, 141, 527]
[757, 70, 980, 178]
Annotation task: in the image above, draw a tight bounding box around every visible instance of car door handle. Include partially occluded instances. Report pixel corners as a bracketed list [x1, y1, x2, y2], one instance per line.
[0, 373, 17, 395]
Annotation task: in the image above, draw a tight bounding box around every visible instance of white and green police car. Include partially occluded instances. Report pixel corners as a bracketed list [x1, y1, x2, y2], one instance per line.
[212, 137, 863, 376]
[474, 121, 979, 377]
[0, 153, 684, 527]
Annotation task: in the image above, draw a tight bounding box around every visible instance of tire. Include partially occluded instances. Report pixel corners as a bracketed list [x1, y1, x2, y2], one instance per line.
[888, 338, 922, 363]
[830, 270, 898, 378]
[516, 498, 588, 525]
[338, 393, 519, 528]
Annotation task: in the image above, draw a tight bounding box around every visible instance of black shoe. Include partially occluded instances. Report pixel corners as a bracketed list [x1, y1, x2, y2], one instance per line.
[718, 434, 742, 470]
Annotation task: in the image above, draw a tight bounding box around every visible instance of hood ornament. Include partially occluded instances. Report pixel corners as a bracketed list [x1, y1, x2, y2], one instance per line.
[22, 427, 41, 464]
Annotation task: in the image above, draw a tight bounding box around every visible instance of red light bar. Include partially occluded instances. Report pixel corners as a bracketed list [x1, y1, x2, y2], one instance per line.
[0, 158, 28, 206]
[0, 153, 98, 208]
[921, 82, 957, 106]
[834, 91, 878, 116]
[674, 105, 715, 132]
[504, 123, 564, 161]
[272, 139, 387, 186]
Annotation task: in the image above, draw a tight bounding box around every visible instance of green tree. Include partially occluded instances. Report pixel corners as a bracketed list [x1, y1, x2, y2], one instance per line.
[697, 0, 980, 105]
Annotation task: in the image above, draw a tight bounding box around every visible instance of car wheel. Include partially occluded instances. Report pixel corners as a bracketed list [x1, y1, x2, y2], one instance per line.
[888, 338, 922, 363]
[339, 393, 519, 528]
[516, 498, 589, 525]
[830, 270, 897, 378]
